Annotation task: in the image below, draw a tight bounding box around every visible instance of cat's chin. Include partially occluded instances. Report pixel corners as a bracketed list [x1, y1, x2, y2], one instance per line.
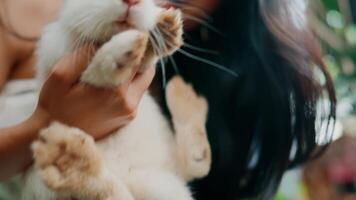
[116, 21, 133, 30]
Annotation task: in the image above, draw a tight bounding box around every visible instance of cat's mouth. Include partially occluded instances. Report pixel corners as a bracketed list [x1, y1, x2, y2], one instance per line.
[115, 6, 134, 29]
[116, 20, 132, 29]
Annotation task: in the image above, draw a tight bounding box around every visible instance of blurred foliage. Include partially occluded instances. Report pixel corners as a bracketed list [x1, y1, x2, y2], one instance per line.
[273, 1, 356, 200]
[313, 0, 356, 116]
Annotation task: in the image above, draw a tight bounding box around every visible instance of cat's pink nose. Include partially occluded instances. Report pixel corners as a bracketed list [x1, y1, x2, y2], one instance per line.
[123, 0, 139, 6]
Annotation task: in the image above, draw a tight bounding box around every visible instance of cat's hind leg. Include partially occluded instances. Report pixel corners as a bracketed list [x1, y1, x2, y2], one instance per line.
[166, 76, 212, 181]
[126, 169, 193, 200]
[32, 122, 134, 200]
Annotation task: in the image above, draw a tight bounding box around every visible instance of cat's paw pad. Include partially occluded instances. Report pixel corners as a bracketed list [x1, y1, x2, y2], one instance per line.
[166, 76, 208, 124]
[32, 122, 102, 192]
[81, 30, 149, 87]
[155, 8, 183, 56]
[113, 30, 149, 68]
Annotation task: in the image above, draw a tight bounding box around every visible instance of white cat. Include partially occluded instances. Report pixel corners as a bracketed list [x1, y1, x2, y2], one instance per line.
[22, 0, 211, 199]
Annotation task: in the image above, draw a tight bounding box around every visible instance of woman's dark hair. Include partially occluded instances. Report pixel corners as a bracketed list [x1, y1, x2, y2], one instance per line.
[163, 0, 336, 199]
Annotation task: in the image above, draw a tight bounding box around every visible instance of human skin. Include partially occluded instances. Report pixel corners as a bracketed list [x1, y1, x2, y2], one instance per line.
[0, 0, 155, 180]
[0, 0, 217, 181]
[0, 0, 63, 83]
[0, 45, 156, 180]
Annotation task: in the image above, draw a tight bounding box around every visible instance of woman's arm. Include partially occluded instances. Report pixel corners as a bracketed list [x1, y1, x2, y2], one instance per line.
[0, 63, 10, 90]
[0, 109, 48, 180]
[0, 39, 12, 90]
[0, 45, 156, 181]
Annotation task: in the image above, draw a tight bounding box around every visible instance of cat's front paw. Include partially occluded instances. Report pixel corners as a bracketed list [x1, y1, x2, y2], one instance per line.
[154, 8, 183, 56]
[81, 30, 149, 87]
[32, 122, 102, 194]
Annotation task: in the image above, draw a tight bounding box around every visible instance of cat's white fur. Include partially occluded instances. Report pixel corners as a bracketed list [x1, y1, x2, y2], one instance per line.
[22, 0, 211, 199]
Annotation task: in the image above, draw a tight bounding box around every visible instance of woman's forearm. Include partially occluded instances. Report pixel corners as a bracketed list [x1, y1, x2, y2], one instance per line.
[0, 45, 155, 181]
[0, 109, 49, 181]
[0, 63, 11, 91]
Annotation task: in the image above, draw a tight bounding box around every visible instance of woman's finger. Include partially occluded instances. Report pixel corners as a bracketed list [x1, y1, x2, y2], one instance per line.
[127, 66, 156, 101]
[116, 64, 145, 91]
[39, 45, 96, 101]
[49, 44, 96, 87]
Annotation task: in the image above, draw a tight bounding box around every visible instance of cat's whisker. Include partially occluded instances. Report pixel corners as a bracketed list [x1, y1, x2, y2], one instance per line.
[87, 39, 96, 66]
[153, 28, 170, 87]
[98, 18, 116, 42]
[155, 0, 219, 34]
[150, 27, 180, 75]
[72, 30, 96, 69]
[156, 0, 212, 21]
[149, 31, 163, 57]
[157, 29, 174, 50]
[149, 34, 160, 56]
[63, 15, 102, 68]
[150, 29, 168, 87]
[182, 8, 211, 22]
[153, 27, 169, 54]
[69, 13, 94, 34]
[154, 35, 168, 87]
[155, 24, 232, 78]
[183, 43, 219, 55]
[161, 37, 237, 76]
[160, 58, 167, 88]
[181, 7, 212, 22]
[70, 37, 84, 67]
[182, 14, 223, 36]
[153, 28, 170, 59]
[177, 48, 238, 76]
[168, 56, 180, 74]
[155, 24, 218, 55]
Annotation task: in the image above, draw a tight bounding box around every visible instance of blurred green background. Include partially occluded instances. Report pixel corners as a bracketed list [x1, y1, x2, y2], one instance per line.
[316, 0, 356, 117]
[275, 1, 356, 199]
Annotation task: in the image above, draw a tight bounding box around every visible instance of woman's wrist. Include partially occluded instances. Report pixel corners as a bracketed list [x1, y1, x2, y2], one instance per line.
[27, 106, 51, 134]
[0, 107, 50, 180]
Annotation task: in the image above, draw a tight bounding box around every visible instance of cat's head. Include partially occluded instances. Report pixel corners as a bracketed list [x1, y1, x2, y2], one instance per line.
[58, 0, 163, 42]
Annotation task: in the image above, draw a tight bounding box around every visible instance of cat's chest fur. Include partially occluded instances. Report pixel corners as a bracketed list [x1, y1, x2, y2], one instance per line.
[98, 93, 177, 176]
[21, 1, 211, 199]
[35, 8, 182, 175]
[36, 24, 180, 179]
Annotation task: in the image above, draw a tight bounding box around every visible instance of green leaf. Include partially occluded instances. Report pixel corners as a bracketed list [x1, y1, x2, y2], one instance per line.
[326, 10, 345, 29]
[345, 25, 356, 46]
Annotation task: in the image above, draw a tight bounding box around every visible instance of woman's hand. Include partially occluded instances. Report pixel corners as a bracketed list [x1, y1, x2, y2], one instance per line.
[35, 45, 156, 139]
[0, 44, 155, 180]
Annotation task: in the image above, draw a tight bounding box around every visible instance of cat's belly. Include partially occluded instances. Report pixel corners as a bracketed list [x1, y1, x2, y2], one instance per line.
[21, 93, 177, 200]
[97, 93, 177, 177]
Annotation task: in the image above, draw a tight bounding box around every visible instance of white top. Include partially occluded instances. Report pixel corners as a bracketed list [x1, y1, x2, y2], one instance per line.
[0, 79, 39, 127]
[0, 79, 38, 198]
